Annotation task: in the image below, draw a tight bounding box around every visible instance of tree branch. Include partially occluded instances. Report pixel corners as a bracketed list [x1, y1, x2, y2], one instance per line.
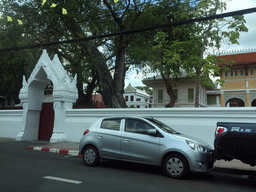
[121, 0, 131, 20]
[102, 0, 126, 31]
[199, 0, 220, 60]
[105, 52, 116, 61]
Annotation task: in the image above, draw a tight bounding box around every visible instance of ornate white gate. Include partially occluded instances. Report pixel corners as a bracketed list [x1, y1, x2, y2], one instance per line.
[16, 50, 78, 143]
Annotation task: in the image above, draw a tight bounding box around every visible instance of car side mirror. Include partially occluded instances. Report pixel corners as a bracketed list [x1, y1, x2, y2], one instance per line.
[147, 129, 157, 136]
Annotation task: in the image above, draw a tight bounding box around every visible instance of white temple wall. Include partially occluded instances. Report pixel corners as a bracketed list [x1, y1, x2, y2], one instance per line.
[63, 107, 256, 148]
[1, 107, 256, 148]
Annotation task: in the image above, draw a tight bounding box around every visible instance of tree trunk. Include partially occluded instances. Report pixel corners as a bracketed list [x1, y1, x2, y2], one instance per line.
[113, 35, 127, 108]
[84, 72, 98, 107]
[195, 67, 201, 107]
[161, 73, 176, 108]
[75, 62, 86, 105]
[85, 41, 118, 108]
[165, 84, 176, 108]
[57, 49, 96, 107]
[194, 0, 219, 107]
[62, 17, 122, 108]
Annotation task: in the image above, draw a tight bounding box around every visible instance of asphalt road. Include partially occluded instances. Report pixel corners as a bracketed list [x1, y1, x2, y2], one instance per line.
[0, 140, 256, 192]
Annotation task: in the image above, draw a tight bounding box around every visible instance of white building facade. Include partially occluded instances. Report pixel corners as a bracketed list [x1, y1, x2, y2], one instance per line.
[206, 90, 221, 107]
[123, 83, 152, 108]
[143, 74, 208, 108]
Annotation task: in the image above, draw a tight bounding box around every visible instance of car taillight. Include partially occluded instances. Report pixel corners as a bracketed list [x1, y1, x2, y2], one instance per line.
[215, 126, 227, 136]
[83, 130, 89, 135]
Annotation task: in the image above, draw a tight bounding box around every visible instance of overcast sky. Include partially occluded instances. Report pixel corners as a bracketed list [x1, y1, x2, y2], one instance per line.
[125, 0, 256, 88]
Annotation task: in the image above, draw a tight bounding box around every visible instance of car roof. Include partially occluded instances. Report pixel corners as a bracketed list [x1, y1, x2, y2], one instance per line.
[100, 116, 154, 120]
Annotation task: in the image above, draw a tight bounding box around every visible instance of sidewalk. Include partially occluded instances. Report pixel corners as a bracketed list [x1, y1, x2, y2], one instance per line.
[25, 140, 256, 173]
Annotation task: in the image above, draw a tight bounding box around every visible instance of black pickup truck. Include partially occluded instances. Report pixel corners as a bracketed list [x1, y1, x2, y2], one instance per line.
[214, 122, 256, 166]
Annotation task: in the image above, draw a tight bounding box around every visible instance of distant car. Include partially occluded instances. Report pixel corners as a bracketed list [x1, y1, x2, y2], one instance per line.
[79, 117, 214, 179]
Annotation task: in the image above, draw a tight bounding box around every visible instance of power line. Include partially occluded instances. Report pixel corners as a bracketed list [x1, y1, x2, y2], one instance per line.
[0, 7, 255, 53]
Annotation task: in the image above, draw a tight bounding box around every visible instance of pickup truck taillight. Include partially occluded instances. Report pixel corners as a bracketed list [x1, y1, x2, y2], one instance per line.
[83, 130, 89, 135]
[215, 126, 227, 136]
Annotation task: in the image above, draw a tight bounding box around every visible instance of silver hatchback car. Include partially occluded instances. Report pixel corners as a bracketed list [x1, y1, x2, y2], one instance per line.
[79, 117, 214, 179]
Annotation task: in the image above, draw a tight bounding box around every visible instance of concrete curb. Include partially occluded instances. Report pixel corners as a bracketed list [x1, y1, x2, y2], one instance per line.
[27, 146, 82, 157]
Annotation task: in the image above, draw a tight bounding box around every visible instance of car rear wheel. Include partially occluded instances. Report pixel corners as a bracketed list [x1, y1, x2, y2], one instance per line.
[82, 146, 100, 166]
[163, 153, 189, 179]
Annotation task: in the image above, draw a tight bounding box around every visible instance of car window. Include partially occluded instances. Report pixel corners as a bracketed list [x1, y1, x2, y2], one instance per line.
[100, 119, 121, 131]
[145, 118, 179, 134]
[125, 119, 154, 134]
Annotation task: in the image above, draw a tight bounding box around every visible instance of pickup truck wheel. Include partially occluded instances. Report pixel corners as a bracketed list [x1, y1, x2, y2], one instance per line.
[163, 153, 189, 179]
[82, 146, 100, 166]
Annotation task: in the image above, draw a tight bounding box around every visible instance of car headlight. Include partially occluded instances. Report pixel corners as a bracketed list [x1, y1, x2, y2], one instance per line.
[186, 140, 208, 153]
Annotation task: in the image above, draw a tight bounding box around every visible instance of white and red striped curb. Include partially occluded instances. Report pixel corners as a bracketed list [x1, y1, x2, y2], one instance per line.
[27, 146, 82, 157]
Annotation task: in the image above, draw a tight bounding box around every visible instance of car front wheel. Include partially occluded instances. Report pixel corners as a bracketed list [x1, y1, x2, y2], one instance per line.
[82, 146, 100, 166]
[163, 153, 189, 179]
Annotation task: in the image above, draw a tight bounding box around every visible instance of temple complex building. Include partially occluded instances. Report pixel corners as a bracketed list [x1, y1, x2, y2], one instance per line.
[216, 48, 256, 107]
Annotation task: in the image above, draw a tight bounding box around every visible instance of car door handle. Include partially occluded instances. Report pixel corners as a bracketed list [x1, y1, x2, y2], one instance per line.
[98, 135, 103, 138]
[124, 139, 129, 143]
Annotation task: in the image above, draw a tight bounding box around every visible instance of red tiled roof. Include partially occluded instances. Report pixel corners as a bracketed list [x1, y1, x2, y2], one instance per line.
[217, 52, 256, 66]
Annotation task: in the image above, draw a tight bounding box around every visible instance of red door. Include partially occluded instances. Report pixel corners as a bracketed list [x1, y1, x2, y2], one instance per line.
[38, 103, 54, 140]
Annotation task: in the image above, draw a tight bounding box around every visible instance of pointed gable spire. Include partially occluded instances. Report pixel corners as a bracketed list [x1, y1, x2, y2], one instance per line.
[125, 83, 136, 92]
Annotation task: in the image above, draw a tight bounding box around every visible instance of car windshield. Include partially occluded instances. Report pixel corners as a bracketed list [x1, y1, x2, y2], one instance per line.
[145, 118, 179, 134]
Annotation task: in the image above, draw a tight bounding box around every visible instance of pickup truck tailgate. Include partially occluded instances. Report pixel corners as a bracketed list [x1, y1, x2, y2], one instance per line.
[214, 122, 256, 165]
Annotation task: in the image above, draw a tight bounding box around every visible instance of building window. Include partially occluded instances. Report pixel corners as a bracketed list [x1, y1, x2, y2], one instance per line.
[137, 105, 140, 108]
[245, 67, 248, 76]
[234, 70, 238, 77]
[207, 95, 217, 105]
[136, 98, 141, 101]
[158, 90, 163, 103]
[125, 96, 128, 101]
[145, 99, 147, 102]
[225, 71, 228, 77]
[173, 89, 178, 103]
[240, 70, 244, 76]
[230, 70, 234, 77]
[130, 96, 134, 101]
[188, 88, 194, 102]
[250, 69, 254, 76]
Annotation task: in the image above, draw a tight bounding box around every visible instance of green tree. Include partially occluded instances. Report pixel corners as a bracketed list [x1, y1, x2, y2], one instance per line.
[1, 0, 163, 108]
[1, 0, 105, 107]
[0, 0, 42, 105]
[150, 0, 248, 107]
[3, 0, 221, 109]
[149, 0, 195, 107]
[184, 0, 248, 107]
[91, 0, 162, 107]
